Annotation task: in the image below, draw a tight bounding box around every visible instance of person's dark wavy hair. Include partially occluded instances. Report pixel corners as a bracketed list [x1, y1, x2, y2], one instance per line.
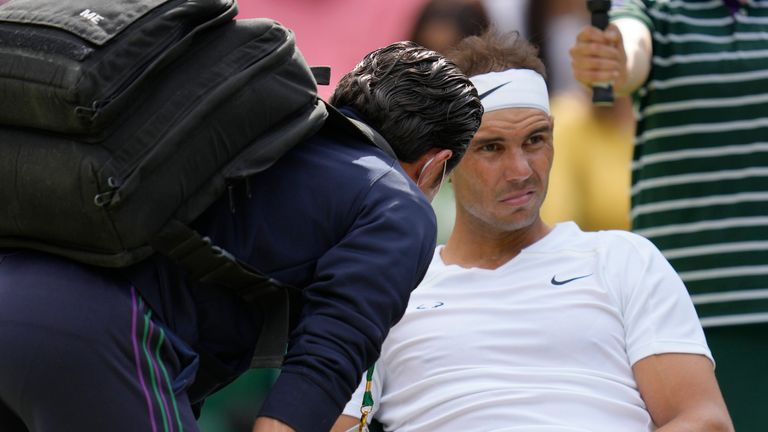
[329, 41, 482, 173]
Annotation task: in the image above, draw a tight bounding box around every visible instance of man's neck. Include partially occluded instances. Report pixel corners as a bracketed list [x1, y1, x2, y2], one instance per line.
[441, 219, 551, 270]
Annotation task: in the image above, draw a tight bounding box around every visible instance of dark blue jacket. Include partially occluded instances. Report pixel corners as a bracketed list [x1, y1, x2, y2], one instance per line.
[135, 115, 438, 431]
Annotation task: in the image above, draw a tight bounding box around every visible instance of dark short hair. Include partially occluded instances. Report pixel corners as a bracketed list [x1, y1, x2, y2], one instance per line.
[329, 41, 482, 173]
[446, 29, 547, 78]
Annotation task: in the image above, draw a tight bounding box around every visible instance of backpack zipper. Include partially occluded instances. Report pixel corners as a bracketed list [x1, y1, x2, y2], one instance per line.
[74, 26, 185, 122]
[93, 176, 122, 207]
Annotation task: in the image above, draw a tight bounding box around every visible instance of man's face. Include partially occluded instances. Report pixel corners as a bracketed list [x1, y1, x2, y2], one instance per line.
[451, 107, 554, 234]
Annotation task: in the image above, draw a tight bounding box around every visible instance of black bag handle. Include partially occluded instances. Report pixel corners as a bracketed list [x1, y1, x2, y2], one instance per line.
[150, 219, 296, 302]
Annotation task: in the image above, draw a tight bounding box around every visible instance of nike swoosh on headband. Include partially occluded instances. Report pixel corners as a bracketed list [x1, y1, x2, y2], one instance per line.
[478, 82, 510, 100]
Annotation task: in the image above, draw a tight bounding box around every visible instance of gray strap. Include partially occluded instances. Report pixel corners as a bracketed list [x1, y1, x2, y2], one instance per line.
[323, 101, 397, 159]
[346, 117, 396, 159]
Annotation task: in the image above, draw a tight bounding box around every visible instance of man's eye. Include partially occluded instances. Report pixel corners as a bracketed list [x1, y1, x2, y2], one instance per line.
[480, 143, 499, 152]
[528, 135, 545, 145]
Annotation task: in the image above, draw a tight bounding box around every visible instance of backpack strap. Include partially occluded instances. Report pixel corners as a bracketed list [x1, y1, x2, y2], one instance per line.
[150, 219, 292, 368]
[323, 101, 397, 159]
[151, 219, 293, 300]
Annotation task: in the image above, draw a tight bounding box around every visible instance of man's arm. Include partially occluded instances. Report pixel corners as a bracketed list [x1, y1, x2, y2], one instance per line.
[570, 18, 652, 97]
[256, 167, 437, 431]
[604, 232, 733, 431]
[252, 417, 295, 432]
[633, 353, 733, 431]
[330, 415, 359, 432]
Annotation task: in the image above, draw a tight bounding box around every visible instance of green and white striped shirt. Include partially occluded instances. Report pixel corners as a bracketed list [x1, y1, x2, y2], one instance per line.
[613, 0, 768, 327]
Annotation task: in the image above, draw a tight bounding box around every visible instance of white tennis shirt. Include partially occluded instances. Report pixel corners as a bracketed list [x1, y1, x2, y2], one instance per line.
[343, 222, 712, 431]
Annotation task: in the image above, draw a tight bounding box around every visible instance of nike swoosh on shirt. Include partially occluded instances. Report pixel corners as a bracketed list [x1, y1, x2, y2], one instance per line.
[550, 274, 592, 286]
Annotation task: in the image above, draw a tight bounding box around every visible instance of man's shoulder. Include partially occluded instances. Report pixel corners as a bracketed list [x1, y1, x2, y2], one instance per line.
[569, 227, 669, 276]
[576, 228, 661, 264]
[595, 228, 659, 251]
[307, 129, 433, 219]
[545, 222, 660, 258]
[302, 128, 407, 188]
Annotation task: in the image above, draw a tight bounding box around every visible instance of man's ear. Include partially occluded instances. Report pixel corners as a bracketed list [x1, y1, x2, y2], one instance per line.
[400, 148, 450, 184]
[416, 149, 452, 190]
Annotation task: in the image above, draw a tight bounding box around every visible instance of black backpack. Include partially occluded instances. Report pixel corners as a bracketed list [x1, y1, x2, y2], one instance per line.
[0, 0, 329, 270]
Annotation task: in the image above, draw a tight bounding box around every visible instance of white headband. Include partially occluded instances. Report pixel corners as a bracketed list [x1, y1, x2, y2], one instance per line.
[470, 69, 550, 115]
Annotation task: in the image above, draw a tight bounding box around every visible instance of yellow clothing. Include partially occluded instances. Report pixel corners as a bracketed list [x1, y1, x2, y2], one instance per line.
[541, 93, 634, 231]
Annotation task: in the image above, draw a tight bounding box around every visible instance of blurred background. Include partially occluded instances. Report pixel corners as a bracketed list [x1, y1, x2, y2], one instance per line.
[199, 1, 634, 430]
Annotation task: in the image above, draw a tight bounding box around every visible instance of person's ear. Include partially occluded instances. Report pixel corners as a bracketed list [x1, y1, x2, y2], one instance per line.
[399, 148, 452, 196]
[416, 149, 452, 190]
[415, 149, 452, 202]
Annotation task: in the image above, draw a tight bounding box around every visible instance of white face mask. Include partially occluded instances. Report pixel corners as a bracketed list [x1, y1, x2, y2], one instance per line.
[417, 157, 448, 203]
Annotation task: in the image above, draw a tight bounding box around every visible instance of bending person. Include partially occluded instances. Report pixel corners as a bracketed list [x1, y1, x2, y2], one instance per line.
[0, 42, 482, 432]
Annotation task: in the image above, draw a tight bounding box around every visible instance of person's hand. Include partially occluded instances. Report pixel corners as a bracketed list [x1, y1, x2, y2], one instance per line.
[252, 416, 296, 432]
[570, 23, 630, 96]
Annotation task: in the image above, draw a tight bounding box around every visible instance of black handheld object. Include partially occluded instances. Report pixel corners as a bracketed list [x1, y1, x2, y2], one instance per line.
[587, 0, 614, 106]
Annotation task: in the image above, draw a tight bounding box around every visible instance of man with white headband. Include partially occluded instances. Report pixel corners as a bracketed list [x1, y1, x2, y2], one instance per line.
[332, 31, 732, 432]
